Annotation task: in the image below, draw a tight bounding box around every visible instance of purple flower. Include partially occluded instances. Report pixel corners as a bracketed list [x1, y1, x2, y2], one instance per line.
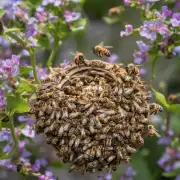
[18, 141, 25, 149]
[0, 128, 12, 142]
[0, 159, 16, 170]
[105, 173, 112, 180]
[107, 54, 119, 64]
[21, 125, 35, 138]
[155, 6, 172, 19]
[28, 36, 38, 47]
[139, 67, 147, 76]
[42, 0, 62, 6]
[18, 115, 35, 124]
[29, 67, 48, 81]
[3, 144, 12, 153]
[61, 59, 69, 68]
[170, 13, 180, 27]
[158, 136, 171, 145]
[173, 46, 180, 56]
[123, 0, 132, 5]
[26, 23, 38, 38]
[0, 36, 10, 48]
[124, 167, 136, 176]
[0, 55, 20, 79]
[0, 88, 6, 110]
[35, 11, 48, 23]
[4, 0, 22, 19]
[120, 25, 133, 37]
[64, 10, 81, 22]
[21, 148, 31, 158]
[15, 7, 29, 22]
[21, 49, 30, 57]
[133, 41, 149, 64]
[157, 153, 170, 167]
[120, 167, 136, 180]
[140, 20, 169, 41]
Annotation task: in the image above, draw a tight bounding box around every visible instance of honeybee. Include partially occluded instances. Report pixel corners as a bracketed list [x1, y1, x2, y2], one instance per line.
[16, 163, 23, 172]
[69, 135, 76, 147]
[107, 155, 116, 163]
[92, 41, 113, 58]
[70, 51, 86, 66]
[96, 146, 102, 158]
[126, 145, 136, 153]
[126, 63, 140, 75]
[147, 125, 161, 138]
[149, 103, 163, 115]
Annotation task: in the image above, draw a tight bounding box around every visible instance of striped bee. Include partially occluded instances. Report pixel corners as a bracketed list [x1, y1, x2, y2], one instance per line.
[70, 51, 86, 66]
[92, 41, 113, 58]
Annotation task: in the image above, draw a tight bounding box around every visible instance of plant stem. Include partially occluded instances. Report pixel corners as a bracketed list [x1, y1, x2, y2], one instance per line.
[152, 56, 158, 82]
[29, 49, 41, 84]
[5, 31, 25, 46]
[46, 40, 58, 70]
[9, 114, 19, 155]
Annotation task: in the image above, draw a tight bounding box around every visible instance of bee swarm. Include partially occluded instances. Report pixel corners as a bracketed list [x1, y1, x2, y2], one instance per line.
[30, 59, 162, 173]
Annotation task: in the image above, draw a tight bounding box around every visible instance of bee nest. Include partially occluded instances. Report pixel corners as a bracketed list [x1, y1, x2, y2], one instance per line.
[30, 59, 162, 173]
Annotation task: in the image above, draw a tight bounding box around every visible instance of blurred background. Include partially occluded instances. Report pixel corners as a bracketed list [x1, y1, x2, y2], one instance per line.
[0, 0, 180, 180]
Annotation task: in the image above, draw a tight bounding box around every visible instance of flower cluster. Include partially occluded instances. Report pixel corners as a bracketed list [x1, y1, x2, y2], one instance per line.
[158, 147, 180, 173]
[0, 55, 20, 80]
[0, 115, 55, 180]
[157, 125, 174, 145]
[121, 3, 180, 64]
[120, 167, 136, 180]
[0, 87, 6, 110]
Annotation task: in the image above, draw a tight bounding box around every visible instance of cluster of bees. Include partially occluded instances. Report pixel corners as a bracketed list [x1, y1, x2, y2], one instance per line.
[31, 47, 163, 173]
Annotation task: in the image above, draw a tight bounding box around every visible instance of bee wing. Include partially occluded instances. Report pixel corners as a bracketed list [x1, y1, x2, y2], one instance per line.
[99, 41, 104, 46]
[152, 126, 161, 138]
[70, 52, 76, 56]
[154, 131, 161, 138]
[103, 46, 113, 48]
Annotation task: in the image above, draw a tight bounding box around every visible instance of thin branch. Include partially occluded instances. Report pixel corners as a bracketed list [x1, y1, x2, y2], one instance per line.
[29, 49, 41, 84]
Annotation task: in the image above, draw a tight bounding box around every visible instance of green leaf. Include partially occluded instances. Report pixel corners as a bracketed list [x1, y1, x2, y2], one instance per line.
[4, 28, 21, 33]
[71, 18, 87, 32]
[103, 16, 120, 24]
[0, 153, 9, 160]
[131, 153, 152, 180]
[168, 104, 180, 113]
[38, 34, 50, 49]
[17, 78, 36, 93]
[0, 113, 8, 130]
[151, 88, 169, 108]
[19, 66, 33, 76]
[29, 0, 42, 6]
[0, 9, 6, 18]
[48, 161, 64, 168]
[7, 95, 30, 114]
[162, 168, 180, 177]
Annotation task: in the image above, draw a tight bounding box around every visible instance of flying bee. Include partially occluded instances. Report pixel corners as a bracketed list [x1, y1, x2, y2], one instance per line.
[147, 125, 161, 138]
[149, 103, 163, 115]
[92, 41, 113, 58]
[70, 51, 86, 66]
